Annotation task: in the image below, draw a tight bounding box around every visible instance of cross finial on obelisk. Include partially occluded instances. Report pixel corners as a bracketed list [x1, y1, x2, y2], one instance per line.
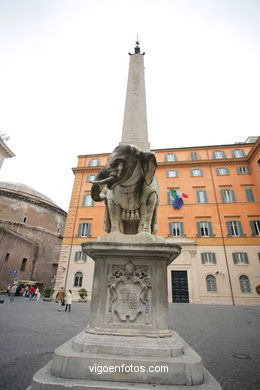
[120, 39, 150, 152]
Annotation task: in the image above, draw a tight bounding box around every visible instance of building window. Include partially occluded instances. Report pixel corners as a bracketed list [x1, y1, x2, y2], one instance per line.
[74, 251, 87, 262]
[221, 189, 236, 203]
[232, 149, 246, 158]
[165, 153, 177, 162]
[250, 220, 260, 236]
[78, 223, 91, 237]
[239, 275, 251, 293]
[88, 158, 100, 167]
[206, 275, 217, 292]
[166, 170, 178, 178]
[236, 166, 250, 175]
[191, 168, 203, 177]
[23, 217, 27, 223]
[245, 188, 255, 202]
[232, 253, 249, 264]
[169, 222, 184, 237]
[82, 194, 94, 207]
[5, 253, 10, 262]
[213, 150, 226, 159]
[226, 221, 243, 236]
[216, 167, 230, 175]
[74, 272, 83, 287]
[197, 221, 212, 237]
[201, 253, 216, 264]
[196, 190, 208, 204]
[190, 151, 198, 160]
[87, 175, 96, 182]
[258, 253, 260, 262]
[20, 258, 27, 271]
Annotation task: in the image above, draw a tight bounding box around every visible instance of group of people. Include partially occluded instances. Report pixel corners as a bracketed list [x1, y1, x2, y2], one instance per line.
[56, 287, 72, 312]
[7, 284, 41, 302]
[7, 284, 73, 311]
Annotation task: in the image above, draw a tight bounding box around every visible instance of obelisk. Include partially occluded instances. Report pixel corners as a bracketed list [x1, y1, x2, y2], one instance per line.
[120, 40, 150, 151]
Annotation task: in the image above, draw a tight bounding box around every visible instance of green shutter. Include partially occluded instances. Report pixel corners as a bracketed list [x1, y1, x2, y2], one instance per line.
[180, 222, 184, 236]
[201, 253, 205, 264]
[232, 253, 238, 264]
[245, 188, 254, 202]
[230, 190, 236, 202]
[237, 221, 243, 236]
[197, 222, 201, 236]
[78, 223, 83, 236]
[226, 221, 232, 236]
[249, 221, 256, 235]
[208, 222, 213, 236]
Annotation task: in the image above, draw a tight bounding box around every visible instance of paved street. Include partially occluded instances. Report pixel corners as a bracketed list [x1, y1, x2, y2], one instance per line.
[0, 296, 259, 390]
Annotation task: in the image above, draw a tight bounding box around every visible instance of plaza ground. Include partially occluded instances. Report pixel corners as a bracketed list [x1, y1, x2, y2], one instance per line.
[0, 296, 259, 390]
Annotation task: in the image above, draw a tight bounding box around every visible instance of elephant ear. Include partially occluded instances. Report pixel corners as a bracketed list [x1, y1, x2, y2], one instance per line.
[140, 152, 158, 185]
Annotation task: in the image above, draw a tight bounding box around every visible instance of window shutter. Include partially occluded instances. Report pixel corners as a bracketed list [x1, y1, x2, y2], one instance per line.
[212, 253, 216, 264]
[169, 223, 172, 236]
[86, 223, 91, 236]
[220, 190, 226, 203]
[191, 151, 197, 160]
[244, 253, 249, 264]
[232, 253, 238, 264]
[245, 188, 254, 202]
[180, 222, 184, 236]
[199, 169, 203, 176]
[208, 222, 213, 236]
[213, 151, 217, 159]
[226, 221, 232, 236]
[78, 223, 83, 236]
[197, 222, 201, 236]
[201, 253, 206, 264]
[230, 190, 236, 202]
[204, 191, 208, 203]
[237, 221, 243, 236]
[236, 167, 241, 174]
[249, 221, 256, 235]
[196, 191, 200, 203]
[167, 191, 172, 204]
[216, 168, 220, 175]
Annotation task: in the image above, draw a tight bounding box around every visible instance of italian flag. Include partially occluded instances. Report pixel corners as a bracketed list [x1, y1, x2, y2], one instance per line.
[170, 189, 189, 209]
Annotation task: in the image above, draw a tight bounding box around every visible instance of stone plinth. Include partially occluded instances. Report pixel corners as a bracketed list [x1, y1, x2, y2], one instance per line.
[27, 234, 221, 389]
[82, 234, 181, 338]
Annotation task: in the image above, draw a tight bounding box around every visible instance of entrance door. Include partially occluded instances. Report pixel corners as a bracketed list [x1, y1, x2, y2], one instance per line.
[171, 271, 189, 303]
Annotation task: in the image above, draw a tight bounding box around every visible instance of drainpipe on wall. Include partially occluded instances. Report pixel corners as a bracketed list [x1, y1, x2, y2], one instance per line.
[207, 149, 235, 306]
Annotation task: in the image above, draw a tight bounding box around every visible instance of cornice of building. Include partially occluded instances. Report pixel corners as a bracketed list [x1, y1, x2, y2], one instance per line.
[0, 139, 15, 158]
[246, 137, 260, 161]
[0, 219, 64, 240]
[158, 157, 249, 168]
[0, 190, 67, 217]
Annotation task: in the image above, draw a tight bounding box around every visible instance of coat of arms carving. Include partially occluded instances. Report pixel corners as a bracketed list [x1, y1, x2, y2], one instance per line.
[106, 261, 151, 324]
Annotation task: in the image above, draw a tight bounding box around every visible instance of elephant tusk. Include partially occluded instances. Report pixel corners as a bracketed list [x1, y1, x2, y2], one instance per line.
[91, 176, 116, 185]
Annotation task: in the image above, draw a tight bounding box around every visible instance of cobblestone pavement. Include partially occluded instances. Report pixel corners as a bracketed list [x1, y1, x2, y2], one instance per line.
[0, 296, 259, 390]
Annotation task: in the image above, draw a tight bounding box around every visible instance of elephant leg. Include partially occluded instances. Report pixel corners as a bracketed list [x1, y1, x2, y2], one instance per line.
[107, 200, 123, 233]
[138, 192, 158, 234]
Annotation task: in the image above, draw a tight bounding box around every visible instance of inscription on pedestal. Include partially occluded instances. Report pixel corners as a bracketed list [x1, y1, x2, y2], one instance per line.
[106, 261, 151, 324]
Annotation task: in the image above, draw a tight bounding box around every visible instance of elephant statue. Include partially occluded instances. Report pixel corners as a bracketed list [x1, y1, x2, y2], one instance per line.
[91, 144, 159, 235]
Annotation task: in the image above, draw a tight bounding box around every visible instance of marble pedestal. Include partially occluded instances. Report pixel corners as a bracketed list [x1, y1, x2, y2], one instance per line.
[28, 234, 221, 390]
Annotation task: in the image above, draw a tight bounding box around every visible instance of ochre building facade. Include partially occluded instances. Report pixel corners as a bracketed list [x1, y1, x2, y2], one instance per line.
[55, 138, 260, 305]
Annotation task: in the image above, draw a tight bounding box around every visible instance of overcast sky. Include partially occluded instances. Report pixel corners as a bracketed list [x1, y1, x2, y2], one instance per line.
[0, 0, 259, 211]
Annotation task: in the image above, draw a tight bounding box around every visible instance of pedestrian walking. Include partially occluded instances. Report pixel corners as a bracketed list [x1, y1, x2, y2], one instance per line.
[65, 290, 72, 312]
[9, 285, 17, 302]
[56, 287, 65, 311]
[35, 288, 41, 302]
[23, 286, 29, 297]
[29, 286, 35, 300]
